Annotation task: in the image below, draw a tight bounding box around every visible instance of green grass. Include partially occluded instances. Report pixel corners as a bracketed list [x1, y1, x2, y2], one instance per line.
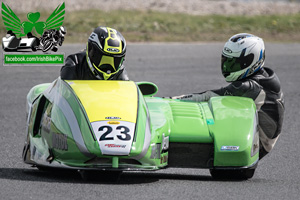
[1, 10, 300, 43]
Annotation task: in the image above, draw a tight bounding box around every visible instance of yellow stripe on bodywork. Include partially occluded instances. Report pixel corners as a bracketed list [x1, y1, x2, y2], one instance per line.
[67, 81, 138, 123]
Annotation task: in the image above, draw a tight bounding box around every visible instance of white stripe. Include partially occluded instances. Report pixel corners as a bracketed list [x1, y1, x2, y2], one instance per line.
[45, 79, 94, 158]
[131, 110, 152, 160]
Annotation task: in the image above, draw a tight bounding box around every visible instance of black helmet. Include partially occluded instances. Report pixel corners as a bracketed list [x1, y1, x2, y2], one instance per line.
[86, 26, 126, 80]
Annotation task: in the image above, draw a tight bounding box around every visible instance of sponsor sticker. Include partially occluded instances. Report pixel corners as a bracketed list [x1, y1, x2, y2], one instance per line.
[105, 116, 121, 120]
[105, 144, 126, 148]
[52, 132, 68, 151]
[221, 146, 239, 151]
[107, 48, 120, 53]
[108, 121, 120, 125]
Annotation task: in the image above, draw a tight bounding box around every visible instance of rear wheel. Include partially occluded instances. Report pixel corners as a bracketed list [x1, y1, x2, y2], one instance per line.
[52, 46, 58, 52]
[210, 168, 255, 180]
[79, 170, 122, 182]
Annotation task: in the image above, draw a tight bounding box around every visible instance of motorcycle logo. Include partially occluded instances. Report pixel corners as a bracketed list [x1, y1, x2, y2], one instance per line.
[1, 2, 66, 52]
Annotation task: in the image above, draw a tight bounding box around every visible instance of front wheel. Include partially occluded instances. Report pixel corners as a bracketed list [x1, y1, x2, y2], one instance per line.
[210, 168, 255, 180]
[42, 40, 53, 52]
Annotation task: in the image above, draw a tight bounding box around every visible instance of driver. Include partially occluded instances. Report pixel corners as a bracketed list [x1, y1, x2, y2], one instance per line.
[60, 26, 129, 80]
[171, 33, 284, 159]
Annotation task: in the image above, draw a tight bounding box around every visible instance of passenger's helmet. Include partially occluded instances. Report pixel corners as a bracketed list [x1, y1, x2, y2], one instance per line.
[221, 33, 265, 82]
[86, 26, 126, 80]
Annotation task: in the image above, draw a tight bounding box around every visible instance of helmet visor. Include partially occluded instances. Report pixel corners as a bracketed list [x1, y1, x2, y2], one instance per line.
[91, 55, 124, 80]
[89, 45, 124, 74]
[97, 55, 124, 74]
[221, 54, 254, 76]
[107, 38, 120, 47]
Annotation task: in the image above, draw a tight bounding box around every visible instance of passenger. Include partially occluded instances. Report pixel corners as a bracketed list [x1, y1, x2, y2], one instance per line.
[171, 33, 284, 159]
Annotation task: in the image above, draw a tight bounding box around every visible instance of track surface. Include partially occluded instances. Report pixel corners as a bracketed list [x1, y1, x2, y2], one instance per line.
[0, 43, 299, 199]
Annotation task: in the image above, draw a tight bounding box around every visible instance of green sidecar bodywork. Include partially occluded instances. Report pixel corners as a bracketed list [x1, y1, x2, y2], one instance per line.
[23, 78, 259, 180]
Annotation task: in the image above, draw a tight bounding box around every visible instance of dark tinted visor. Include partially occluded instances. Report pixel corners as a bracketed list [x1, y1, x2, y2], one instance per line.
[107, 38, 120, 47]
[90, 45, 103, 67]
[221, 53, 254, 74]
[98, 56, 124, 73]
[89, 42, 124, 73]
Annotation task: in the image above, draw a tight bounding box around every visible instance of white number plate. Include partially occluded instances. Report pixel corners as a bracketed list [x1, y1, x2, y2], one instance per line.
[91, 121, 135, 155]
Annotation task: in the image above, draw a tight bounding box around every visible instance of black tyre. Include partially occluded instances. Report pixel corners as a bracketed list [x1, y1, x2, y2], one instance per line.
[52, 46, 58, 52]
[42, 40, 53, 52]
[79, 170, 122, 182]
[31, 46, 37, 51]
[210, 168, 255, 180]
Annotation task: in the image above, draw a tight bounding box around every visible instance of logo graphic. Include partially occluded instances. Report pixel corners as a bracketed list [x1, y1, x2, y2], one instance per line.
[221, 146, 240, 151]
[105, 117, 121, 120]
[1, 2, 66, 53]
[224, 47, 233, 54]
[107, 48, 120, 53]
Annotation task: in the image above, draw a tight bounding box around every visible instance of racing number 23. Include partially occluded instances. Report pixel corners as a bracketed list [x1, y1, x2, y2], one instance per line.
[99, 125, 131, 141]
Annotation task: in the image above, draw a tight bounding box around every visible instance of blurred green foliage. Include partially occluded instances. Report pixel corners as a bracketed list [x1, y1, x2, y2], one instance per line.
[1, 10, 300, 42]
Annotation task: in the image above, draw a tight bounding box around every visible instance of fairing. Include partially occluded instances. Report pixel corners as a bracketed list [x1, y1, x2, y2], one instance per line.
[23, 79, 258, 172]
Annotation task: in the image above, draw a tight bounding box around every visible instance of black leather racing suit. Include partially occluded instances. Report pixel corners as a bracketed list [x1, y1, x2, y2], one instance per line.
[60, 51, 129, 80]
[173, 67, 284, 159]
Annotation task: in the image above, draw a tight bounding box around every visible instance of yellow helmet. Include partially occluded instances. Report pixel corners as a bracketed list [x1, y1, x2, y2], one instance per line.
[86, 26, 126, 80]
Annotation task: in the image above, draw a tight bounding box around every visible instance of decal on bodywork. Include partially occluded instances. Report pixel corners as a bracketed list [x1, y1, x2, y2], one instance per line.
[150, 143, 161, 159]
[221, 146, 240, 151]
[52, 132, 68, 151]
[151, 134, 169, 159]
[160, 155, 168, 164]
[161, 133, 169, 153]
[91, 121, 135, 155]
[106, 116, 121, 120]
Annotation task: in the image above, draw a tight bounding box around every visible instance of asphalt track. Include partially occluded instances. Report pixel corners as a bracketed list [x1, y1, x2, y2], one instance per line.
[0, 43, 299, 199]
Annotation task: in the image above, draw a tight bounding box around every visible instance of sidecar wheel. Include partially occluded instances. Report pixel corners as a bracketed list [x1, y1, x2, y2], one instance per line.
[31, 46, 37, 51]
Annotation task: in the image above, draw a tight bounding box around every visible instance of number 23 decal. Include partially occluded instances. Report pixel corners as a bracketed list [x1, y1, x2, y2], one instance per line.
[98, 125, 131, 141]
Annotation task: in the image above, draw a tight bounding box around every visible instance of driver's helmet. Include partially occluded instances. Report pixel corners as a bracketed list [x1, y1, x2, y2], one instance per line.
[221, 33, 265, 82]
[86, 26, 126, 80]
